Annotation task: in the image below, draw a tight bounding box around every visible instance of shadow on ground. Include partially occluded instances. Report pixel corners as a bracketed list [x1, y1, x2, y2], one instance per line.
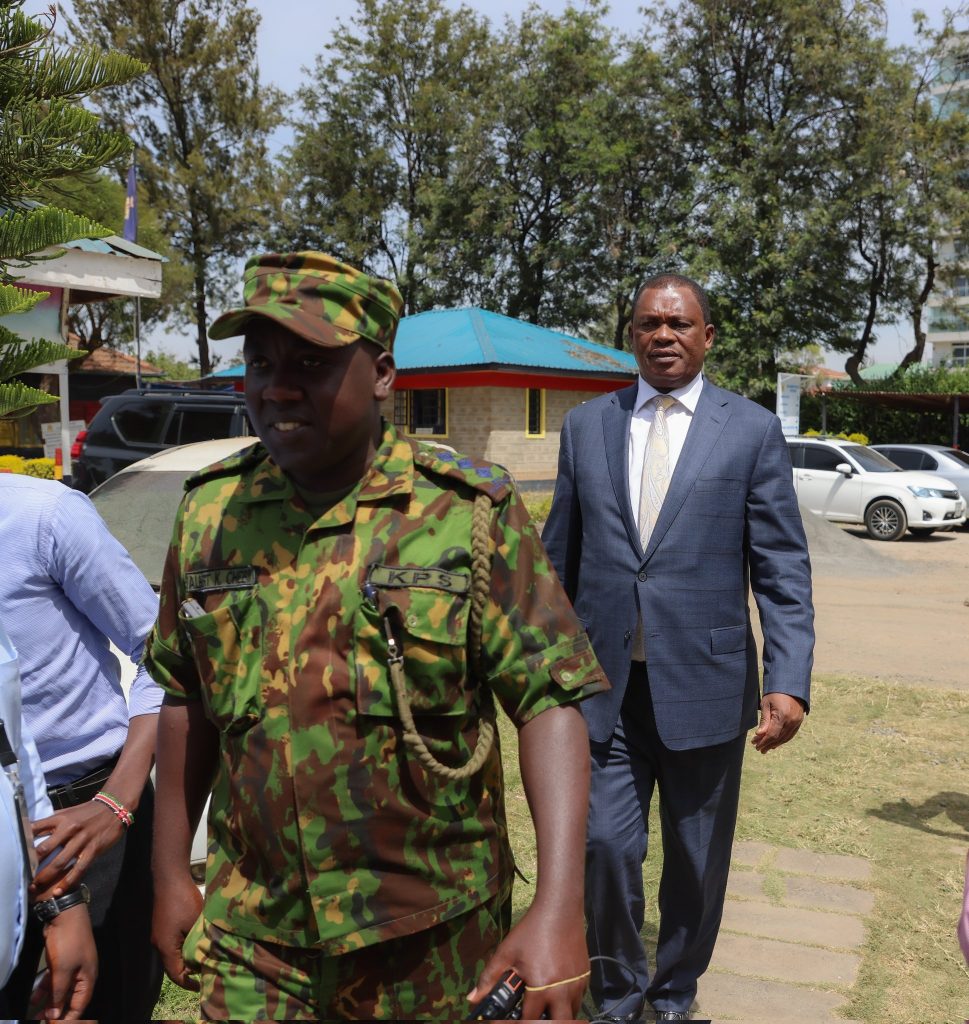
[867, 790, 969, 839]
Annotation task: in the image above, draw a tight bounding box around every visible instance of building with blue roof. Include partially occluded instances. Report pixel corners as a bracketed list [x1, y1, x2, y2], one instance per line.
[211, 306, 638, 485]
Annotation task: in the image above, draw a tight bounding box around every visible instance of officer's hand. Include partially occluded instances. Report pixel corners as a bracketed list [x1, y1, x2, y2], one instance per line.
[469, 902, 588, 1020]
[152, 874, 203, 991]
[751, 692, 805, 754]
[31, 801, 126, 896]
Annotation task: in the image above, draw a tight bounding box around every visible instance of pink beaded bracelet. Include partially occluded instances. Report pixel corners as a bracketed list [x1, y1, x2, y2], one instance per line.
[92, 790, 134, 828]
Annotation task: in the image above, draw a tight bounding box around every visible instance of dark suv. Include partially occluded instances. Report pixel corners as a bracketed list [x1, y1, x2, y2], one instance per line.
[71, 388, 252, 492]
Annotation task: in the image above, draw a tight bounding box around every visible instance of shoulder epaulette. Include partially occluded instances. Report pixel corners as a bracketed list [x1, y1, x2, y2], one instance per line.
[411, 440, 512, 502]
[184, 441, 265, 492]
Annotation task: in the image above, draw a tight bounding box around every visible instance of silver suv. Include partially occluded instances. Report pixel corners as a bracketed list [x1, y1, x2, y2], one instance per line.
[785, 436, 966, 541]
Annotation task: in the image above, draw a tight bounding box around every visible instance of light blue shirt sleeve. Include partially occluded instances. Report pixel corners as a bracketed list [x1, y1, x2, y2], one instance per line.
[0, 476, 161, 784]
[49, 489, 162, 719]
[0, 616, 51, 987]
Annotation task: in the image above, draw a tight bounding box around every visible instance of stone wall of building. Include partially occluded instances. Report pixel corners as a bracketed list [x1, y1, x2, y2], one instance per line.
[383, 384, 610, 485]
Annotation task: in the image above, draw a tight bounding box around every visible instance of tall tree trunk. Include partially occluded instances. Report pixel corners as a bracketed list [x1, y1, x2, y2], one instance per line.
[193, 253, 210, 377]
[896, 253, 936, 375]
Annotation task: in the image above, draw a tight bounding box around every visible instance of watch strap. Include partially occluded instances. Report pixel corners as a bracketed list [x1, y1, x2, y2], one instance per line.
[33, 883, 90, 923]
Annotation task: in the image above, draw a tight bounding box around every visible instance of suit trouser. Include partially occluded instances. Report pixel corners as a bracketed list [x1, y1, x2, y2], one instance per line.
[4, 778, 162, 1022]
[586, 663, 746, 1016]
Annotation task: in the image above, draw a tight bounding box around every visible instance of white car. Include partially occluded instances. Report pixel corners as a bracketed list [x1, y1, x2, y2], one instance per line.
[785, 436, 966, 541]
[871, 443, 969, 513]
[90, 436, 258, 871]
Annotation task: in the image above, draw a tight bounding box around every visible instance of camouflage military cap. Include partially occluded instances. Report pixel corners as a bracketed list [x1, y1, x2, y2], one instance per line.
[208, 251, 404, 351]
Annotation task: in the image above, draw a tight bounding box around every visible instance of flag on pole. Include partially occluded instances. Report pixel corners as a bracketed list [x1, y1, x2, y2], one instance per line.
[123, 161, 138, 242]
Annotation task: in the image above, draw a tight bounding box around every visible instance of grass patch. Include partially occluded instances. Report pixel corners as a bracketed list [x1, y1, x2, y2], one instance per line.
[522, 489, 554, 524]
[154, 673, 969, 1022]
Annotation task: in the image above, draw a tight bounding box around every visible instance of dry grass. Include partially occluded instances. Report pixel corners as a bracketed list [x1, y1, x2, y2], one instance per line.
[156, 672, 969, 1022]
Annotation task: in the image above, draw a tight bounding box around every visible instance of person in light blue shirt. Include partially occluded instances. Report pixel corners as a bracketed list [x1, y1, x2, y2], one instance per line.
[0, 615, 96, 1019]
[0, 474, 162, 1021]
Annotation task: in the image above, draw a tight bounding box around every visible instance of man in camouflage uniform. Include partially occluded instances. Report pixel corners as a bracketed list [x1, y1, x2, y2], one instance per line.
[146, 251, 609, 1020]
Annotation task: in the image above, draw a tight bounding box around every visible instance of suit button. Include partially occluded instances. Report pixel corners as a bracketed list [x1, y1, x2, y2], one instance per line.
[624, 630, 631, 641]
[638, 571, 647, 582]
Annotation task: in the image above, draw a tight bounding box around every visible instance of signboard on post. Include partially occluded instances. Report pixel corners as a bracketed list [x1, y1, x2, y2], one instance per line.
[41, 419, 85, 461]
[776, 373, 804, 436]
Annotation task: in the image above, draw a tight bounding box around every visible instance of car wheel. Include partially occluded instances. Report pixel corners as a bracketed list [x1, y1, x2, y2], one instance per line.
[908, 527, 936, 537]
[864, 499, 907, 541]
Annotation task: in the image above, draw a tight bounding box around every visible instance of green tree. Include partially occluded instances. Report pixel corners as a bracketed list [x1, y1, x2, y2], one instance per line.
[0, 1, 143, 417]
[281, 0, 492, 314]
[65, 0, 282, 375]
[656, 0, 906, 400]
[437, 3, 621, 329]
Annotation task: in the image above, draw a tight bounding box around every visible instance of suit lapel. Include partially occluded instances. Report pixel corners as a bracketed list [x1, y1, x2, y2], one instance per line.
[643, 382, 731, 560]
[603, 385, 641, 553]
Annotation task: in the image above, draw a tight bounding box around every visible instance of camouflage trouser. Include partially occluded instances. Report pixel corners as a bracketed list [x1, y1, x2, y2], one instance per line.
[183, 894, 511, 1020]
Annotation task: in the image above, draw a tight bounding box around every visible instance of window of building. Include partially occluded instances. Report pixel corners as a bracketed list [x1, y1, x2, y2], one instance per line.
[952, 276, 969, 298]
[525, 388, 545, 438]
[951, 345, 969, 367]
[393, 391, 408, 429]
[403, 389, 448, 436]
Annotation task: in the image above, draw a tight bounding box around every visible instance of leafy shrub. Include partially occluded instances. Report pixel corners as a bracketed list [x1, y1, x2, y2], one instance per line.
[23, 458, 54, 479]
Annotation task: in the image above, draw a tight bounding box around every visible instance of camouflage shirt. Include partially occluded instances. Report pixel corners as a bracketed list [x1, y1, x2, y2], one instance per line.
[146, 422, 607, 953]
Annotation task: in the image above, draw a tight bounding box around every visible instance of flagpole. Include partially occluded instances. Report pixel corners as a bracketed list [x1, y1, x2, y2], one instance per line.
[124, 143, 142, 388]
[135, 295, 142, 389]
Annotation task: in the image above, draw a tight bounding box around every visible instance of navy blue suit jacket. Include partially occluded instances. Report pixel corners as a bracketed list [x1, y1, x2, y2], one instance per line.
[542, 379, 814, 750]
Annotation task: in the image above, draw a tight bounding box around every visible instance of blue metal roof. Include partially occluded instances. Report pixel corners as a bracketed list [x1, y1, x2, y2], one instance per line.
[61, 234, 167, 262]
[208, 307, 637, 379]
[395, 308, 635, 375]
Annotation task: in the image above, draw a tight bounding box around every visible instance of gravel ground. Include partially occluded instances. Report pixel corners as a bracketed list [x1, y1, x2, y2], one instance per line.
[794, 512, 969, 691]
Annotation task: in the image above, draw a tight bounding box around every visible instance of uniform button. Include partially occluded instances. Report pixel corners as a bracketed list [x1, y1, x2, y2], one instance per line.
[560, 670, 574, 682]
[638, 571, 648, 582]
[624, 630, 631, 641]
[407, 614, 418, 627]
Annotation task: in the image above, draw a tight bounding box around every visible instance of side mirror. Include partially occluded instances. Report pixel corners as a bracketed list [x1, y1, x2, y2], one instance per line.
[835, 462, 852, 476]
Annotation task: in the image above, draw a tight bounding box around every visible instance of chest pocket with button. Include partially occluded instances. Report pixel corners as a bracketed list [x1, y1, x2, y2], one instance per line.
[180, 591, 262, 733]
[354, 582, 472, 719]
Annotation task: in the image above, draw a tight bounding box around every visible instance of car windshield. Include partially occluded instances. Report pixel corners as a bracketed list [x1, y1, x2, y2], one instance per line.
[842, 445, 900, 473]
[943, 449, 969, 468]
[89, 470, 188, 589]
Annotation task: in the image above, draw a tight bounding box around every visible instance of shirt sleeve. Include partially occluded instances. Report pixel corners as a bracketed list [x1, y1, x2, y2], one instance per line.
[46, 488, 162, 717]
[480, 485, 609, 725]
[143, 504, 201, 701]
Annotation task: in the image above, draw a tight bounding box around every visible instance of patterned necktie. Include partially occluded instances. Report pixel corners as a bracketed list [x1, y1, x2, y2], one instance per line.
[638, 395, 676, 549]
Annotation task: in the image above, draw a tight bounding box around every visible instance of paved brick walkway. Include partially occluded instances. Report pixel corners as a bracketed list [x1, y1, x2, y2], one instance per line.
[693, 840, 873, 1023]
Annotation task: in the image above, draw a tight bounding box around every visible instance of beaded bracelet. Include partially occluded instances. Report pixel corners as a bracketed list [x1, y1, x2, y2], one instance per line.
[93, 790, 134, 828]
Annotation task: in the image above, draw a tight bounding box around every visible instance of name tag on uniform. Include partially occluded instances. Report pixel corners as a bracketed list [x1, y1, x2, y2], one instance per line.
[185, 566, 257, 593]
[367, 564, 470, 595]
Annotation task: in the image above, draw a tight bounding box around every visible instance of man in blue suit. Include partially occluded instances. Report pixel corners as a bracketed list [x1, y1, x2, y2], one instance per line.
[542, 274, 814, 1021]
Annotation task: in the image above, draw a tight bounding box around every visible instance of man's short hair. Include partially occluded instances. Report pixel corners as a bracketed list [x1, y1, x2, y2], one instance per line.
[631, 273, 712, 326]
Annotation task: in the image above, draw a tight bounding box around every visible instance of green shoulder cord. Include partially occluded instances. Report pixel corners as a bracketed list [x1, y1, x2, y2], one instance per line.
[383, 491, 496, 780]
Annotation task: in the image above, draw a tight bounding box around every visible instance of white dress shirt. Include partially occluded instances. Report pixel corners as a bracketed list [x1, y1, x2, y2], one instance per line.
[628, 372, 705, 523]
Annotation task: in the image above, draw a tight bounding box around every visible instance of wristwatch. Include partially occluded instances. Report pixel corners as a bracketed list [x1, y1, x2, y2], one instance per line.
[32, 883, 91, 923]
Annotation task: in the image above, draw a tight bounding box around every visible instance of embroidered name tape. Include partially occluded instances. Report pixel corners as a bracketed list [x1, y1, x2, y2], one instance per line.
[367, 564, 470, 595]
[185, 567, 257, 593]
